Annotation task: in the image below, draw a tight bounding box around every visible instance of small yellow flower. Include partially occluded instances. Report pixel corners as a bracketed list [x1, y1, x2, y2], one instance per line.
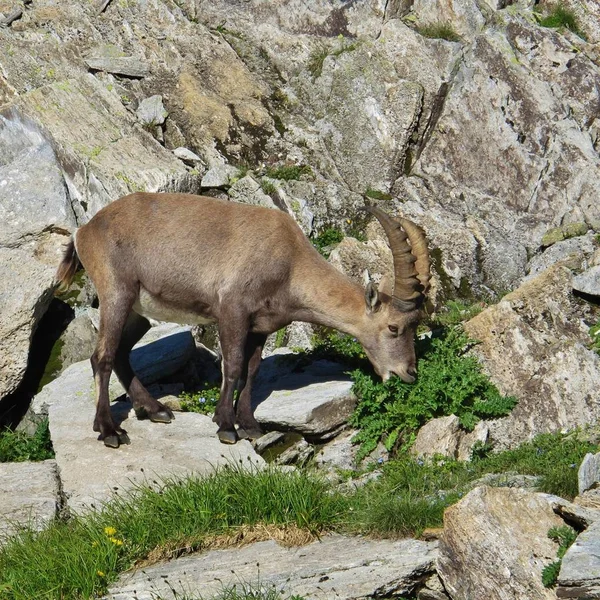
[97, 571, 105, 577]
[109, 537, 123, 546]
[91, 541, 99, 547]
[104, 526, 117, 536]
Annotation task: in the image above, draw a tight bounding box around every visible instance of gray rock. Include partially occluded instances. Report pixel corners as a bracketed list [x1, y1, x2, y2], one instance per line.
[0, 460, 59, 542]
[526, 233, 597, 280]
[16, 75, 194, 222]
[573, 265, 600, 297]
[315, 430, 359, 473]
[85, 56, 150, 78]
[57, 312, 98, 374]
[130, 326, 196, 386]
[412, 415, 462, 460]
[464, 264, 600, 451]
[107, 534, 438, 600]
[136, 95, 168, 127]
[253, 356, 355, 440]
[579, 453, 600, 495]
[44, 359, 263, 514]
[173, 147, 204, 165]
[252, 430, 286, 454]
[228, 175, 276, 208]
[438, 486, 564, 600]
[200, 164, 241, 188]
[275, 438, 315, 466]
[0, 111, 74, 402]
[558, 520, 600, 597]
[23, 326, 196, 433]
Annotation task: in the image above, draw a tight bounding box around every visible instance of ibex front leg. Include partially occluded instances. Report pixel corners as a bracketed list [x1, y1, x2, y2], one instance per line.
[235, 333, 266, 440]
[213, 316, 249, 444]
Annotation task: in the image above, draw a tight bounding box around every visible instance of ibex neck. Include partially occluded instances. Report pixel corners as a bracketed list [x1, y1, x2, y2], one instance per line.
[291, 258, 367, 339]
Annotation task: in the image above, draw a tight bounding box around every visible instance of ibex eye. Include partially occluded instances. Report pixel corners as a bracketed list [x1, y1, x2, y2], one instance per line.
[388, 325, 398, 334]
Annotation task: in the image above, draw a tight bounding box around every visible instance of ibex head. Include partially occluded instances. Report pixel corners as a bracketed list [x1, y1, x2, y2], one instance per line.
[359, 206, 431, 383]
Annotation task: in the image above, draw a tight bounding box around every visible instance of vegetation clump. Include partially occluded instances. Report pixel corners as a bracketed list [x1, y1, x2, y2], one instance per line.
[417, 22, 461, 42]
[0, 420, 54, 463]
[349, 327, 518, 458]
[310, 227, 345, 258]
[542, 525, 578, 587]
[536, 3, 584, 37]
[264, 165, 312, 181]
[180, 385, 221, 416]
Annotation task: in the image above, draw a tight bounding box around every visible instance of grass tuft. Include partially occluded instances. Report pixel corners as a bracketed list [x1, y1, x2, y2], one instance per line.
[537, 3, 583, 37]
[417, 22, 461, 42]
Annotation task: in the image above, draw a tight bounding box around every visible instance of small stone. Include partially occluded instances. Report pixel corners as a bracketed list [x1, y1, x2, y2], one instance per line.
[200, 165, 241, 188]
[85, 56, 150, 78]
[541, 227, 565, 247]
[579, 452, 600, 495]
[573, 265, 600, 297]
[173, 147, 204, 165]
[136, 95, 168, 127]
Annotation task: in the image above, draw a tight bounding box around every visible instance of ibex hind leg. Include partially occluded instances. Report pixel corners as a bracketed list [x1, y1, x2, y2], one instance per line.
[113, 311, 174, 425]
[92, 294, 137, 449]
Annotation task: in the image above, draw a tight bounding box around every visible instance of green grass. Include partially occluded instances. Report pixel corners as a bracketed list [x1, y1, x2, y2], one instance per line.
[0, 429, 594, 599]
[0, 466, 344, 600]
[433, 299, 486, 327]
[364, 188, 392, 202]
[0, 420, 54, 463]
[542, 525, 578, 587]
[417, 22, 461, 42]
[537, 4, 583, 37]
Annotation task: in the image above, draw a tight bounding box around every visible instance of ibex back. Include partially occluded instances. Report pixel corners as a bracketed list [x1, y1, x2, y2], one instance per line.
[56, 193, 431, 447]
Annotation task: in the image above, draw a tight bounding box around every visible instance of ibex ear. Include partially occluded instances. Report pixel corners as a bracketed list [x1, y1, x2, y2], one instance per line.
[365, 281, 381, 313]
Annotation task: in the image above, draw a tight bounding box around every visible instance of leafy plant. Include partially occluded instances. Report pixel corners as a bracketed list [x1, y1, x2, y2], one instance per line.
[261, 179, 277, 195]
[537, 4, 583, 37]
[542, 525, 578, 587]
[349, 327, 518, 458]
[180, 386, 221, 416]
[0, 420, 54, 463]
[310, 228, 345, 258]
[590, 321, 600, 355]
[417, 22, 461, 42]
[264, 165, 312, 181]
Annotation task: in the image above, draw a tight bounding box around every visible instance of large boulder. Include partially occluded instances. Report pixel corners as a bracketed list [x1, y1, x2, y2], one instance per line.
[438, 486, 564, 600]
[0, 112, 74, 404]
[464, 264, 600, 451]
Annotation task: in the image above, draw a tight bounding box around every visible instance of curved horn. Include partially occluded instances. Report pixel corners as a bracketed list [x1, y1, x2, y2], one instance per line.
[363, 205, 429, 311]
[397, 217, 431, 297]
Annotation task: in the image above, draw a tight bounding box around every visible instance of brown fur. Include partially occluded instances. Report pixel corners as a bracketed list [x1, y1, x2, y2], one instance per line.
[57, 193, 429, 447]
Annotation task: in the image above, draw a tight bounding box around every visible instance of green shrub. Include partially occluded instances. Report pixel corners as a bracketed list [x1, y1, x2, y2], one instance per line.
[542, 525, 578, 587]
[310, 228, 345, 258]
[261, 179, 277, 195]
[417, 22, 461, 42]
[537, 4, 583, 37]
[590, 321, 600, 355]
[180, 386, 221, 416]
[0, 420, 54, 463]
[349, 327, 517, 458]
[264, 165, 312, 181]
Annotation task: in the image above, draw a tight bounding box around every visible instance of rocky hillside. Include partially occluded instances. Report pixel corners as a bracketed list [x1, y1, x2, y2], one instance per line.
[1, 1, 600, 598]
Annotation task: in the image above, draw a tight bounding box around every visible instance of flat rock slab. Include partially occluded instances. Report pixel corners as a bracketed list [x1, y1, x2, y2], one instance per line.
[47, 361, 263, 514]
[558, 520, 600, 598]
[0, 460, 59, 542]
[107, 534, 437, 600]
[253, 356, 355, 439]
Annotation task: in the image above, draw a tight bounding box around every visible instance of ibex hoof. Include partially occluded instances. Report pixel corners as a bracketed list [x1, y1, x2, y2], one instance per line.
[217, 429, 238, 445]
[102, 430, 130, 448]
[237, 427, 263, 441]
[150, 410, 173, 424]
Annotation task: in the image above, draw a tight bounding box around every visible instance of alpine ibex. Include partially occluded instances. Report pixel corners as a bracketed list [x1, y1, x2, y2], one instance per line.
[56, 193, 431, 447]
